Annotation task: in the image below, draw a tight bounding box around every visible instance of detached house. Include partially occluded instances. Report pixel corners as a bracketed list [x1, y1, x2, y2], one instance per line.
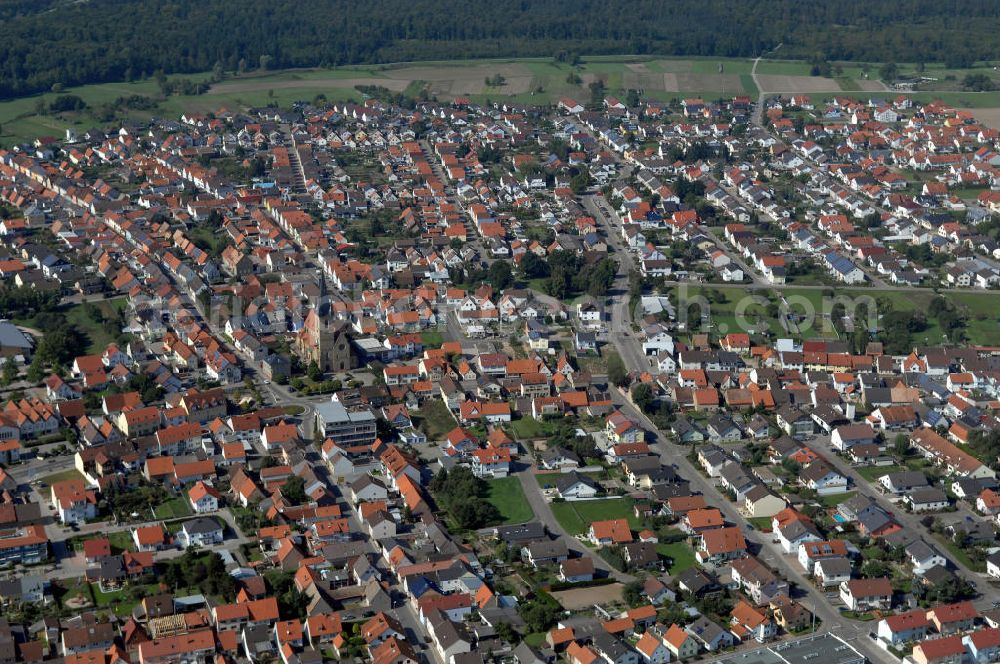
[839, 578, 892, 611]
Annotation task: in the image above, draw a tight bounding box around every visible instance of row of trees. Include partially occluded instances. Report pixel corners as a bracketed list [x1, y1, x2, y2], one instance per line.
[3, 0, 1000, 99]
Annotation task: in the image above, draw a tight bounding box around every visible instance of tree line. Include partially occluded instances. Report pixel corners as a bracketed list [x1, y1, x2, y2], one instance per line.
[3, 0, 1000, 99]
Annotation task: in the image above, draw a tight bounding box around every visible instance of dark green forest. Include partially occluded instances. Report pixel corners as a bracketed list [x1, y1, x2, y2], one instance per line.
[1, 0, 999, 99]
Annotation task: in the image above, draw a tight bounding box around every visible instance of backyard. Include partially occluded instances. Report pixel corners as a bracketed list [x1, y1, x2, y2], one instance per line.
[153, 497, 194, 520]
[853, 464, 902, 482]
[655, 541, 698, 574]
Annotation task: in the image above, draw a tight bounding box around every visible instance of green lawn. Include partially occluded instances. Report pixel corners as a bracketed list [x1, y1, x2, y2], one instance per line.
[90, 582, 160, 616]
[820, 491, 856, 507]
[656, 541, 698, 574]
[485, 477, 535, 525]
[0, 55, 769, 144]
[420, 329, 444, 349]
[37, 468, 86, 487]
[508, 417, 557, 440]
[153, 497, 194, 520]
[550, 497, 638, 535]
[56, 578, 94, 609]
[412, 399, 456, 442]
[523, 633, 548, 648]
[730, 286, 1000, 346]
[63, 298, 128, 354]
[854, 465, 901, 482]
[933, 534, 986, 573]
[109, 531, 135, 553]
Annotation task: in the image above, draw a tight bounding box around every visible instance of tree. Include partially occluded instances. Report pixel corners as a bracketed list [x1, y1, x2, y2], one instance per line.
[892, 434, 910, 458]
[307, 360, 323, 382]
[622, 579, 644, 606]
[570, 167, 592, 194]
[519, 252, 549, 280]
[608, 352, 628, 388]
[860, 559, 890, 578]
[429, 466, 500, 530]
[879, 62, 899, 82]
[280, 476, 307, 504]
[632, 383, 654, 412]
[1, 360, 17, 387]
[518, 597, 561, 633]
[487, 261, 513, 291]
[588, 79, 606, 106]
[496, 622, 520, 644]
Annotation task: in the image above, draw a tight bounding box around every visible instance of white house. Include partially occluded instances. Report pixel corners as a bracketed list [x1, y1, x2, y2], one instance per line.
[635, 633, 672, 664]
[839, 578, 892, 612]
[179, 517, 224, 547]
[554, 472, 599, 501]
[876, 610, 929, 646]
[188, 481, 221, 513]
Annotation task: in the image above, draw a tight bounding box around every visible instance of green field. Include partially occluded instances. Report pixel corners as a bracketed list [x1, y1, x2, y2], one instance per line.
[655, 541, 698, 574]
[6, 55, 1000, 145]
[854, 465, 901, 482]
[508, 417, 559, 440]
[91, 582, 161, 616]
[153, 496, 194, 520]
[485, 477, 535, 524]
[820, 491, 856, 507]
[420, 329, 444, 349]
[550, 497, 639, 535]
[37, 468, 85, 487]
[934, 533, 986, 572]
[677, 285, 1000, 346]
[673, 285, 836, 340]
[65, 298, 128, 354]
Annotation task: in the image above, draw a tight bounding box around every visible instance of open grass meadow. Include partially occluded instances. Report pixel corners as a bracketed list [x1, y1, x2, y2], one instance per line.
[64, 298, 128, 354]
[485, 476, 535, 524]
[6, 55, 1000, 144]
[674, 284, 1000, 346]
[550, 497, 639, 535]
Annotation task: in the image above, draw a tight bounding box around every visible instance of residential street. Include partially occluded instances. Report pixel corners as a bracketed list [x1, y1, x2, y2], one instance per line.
[799, 433, 1000, 609]
[604, 393, 897, 664]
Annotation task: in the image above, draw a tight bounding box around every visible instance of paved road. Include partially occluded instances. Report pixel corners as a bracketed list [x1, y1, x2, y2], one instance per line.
[580, 193, 652, 375]
[515, 469, 634, 583]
